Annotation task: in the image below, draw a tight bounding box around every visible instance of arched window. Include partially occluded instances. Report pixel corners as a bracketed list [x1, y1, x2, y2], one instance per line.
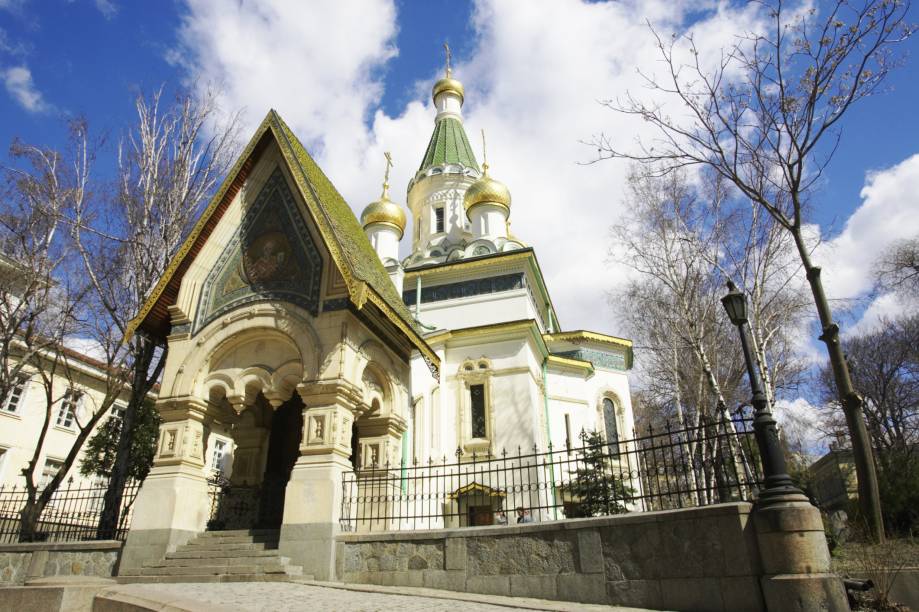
[459, 359, 492, 453]
[602, 397, 620, 456]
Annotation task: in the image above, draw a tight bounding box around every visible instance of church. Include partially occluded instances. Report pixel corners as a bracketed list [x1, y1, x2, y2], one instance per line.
[119, 59, 635, 581]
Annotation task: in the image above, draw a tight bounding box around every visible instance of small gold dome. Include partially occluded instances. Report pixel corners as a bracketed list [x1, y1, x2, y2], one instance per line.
[463, 166, 511, 214]
[361, 191, 407, 238]
[432, 77, 464, 104]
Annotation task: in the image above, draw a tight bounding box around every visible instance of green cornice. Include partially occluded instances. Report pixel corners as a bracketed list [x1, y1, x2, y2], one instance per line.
[417, 117, 480, 174]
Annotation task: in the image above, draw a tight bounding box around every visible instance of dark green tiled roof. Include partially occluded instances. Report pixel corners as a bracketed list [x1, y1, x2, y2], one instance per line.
[271, 112, 420, 332]
[417, 117, 480, 174]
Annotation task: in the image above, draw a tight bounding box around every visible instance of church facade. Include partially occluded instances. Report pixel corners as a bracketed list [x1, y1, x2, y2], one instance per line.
[120, 65, 634, 580]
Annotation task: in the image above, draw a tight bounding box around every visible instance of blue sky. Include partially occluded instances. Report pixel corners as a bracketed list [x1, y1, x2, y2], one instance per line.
[1, 0, 917, 341]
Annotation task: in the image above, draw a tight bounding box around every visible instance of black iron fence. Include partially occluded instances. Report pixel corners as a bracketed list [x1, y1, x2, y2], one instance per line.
[0, 479, 140, 543]
[340, 414, 764, 532]
[205, 474, 287, 531]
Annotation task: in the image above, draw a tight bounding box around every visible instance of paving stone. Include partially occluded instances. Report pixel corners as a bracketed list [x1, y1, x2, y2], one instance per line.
[96, 581, 647, 611]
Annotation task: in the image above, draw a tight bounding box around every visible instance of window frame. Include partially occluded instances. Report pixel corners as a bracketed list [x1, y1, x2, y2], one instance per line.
[39, 457, 64, 489]
[458, 359, 493, 456]
[600, 396, 621, 456]
[434, 206, 445, 234]
[55, 389, 81, 430]
[1, 373, 29, 414]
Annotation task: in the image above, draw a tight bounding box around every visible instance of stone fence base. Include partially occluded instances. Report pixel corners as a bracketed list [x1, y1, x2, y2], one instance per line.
[0, 540, 121, 586]
[336, 501, 848, 611]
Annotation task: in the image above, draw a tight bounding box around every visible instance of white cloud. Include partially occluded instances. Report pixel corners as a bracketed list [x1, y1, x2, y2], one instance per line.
[94, 0, 118, 20]
[773, 397, 829, 458]
[170, 0, 771, 335]
[2, 64, 52, 113]
[816, 154, 919, 301]
[812, 154, 919, 334]
[63, 336, 108, 364]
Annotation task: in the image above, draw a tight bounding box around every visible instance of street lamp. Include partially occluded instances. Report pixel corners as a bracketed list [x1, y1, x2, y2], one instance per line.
[721, 281, 803, 504]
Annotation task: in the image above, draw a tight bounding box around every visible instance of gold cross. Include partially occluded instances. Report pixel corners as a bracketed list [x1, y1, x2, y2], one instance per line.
[480, 129, 489, 173]
[382, 151, 393, 196]
[444, 42, 452, 77]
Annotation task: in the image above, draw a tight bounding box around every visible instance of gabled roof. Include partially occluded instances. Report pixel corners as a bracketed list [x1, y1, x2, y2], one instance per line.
[417, 116, 480, 174]
[126, 110, 439, 375]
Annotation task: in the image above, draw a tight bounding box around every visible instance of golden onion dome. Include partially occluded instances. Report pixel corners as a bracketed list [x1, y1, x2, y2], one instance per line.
[432, 76, 464, 104]
[361, 188, 407, 238]
[463, 165, 511, 214]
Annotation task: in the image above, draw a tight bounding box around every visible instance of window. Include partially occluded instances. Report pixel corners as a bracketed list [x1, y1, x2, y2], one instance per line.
[40, 458, 63, 488]
[470, 384, 486, 439]
[434, 207, 445, 233]
[211, 438, 228, 474]
[110, 403, 126, 423]
[564, 414, 572, 452]
[56, 389, 81, 429]
[2, 374, 28, 413]
[602, 398, 620, 455]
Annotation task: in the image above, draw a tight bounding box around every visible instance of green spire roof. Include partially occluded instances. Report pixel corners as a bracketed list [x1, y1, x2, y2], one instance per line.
[417, 117, 480, 174]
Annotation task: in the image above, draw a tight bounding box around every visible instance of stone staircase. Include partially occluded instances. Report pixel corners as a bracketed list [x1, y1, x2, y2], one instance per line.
[119, 529, 306, 583]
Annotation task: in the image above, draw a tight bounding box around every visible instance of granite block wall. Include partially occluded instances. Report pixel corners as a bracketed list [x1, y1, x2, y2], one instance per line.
[337, 502, 766, 612]
[0, 541, 121, 586]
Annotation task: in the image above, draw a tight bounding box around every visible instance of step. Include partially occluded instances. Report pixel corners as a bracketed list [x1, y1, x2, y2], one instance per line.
[117, 573, 294, 584]
[196, 529, 279, 538]
[175, 542, 274, 552]
[165, 548, 282, 560]
[137, 564, 292, 576]
[145, 555, 291, 569]
[186, 535, 280, 545]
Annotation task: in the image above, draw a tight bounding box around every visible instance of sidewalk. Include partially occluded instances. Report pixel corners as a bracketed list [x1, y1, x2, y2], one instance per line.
[92, 580, 661, 611]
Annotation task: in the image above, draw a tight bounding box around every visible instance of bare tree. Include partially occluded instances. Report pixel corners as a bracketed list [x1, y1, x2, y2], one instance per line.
[70, 88, 240, 539]
[595, 0, 914, 541]
[818, 314, 919, 534]
[875, 235, 919, 299]
[611, 168, 808, 504]
[0, 122, 129, 540]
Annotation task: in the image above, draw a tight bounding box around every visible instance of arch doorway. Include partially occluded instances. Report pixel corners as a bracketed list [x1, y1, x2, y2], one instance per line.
[206, 390, 304, 532]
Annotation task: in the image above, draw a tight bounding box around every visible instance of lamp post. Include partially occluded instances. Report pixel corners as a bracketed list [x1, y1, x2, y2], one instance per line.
[721, 281, 803, 504]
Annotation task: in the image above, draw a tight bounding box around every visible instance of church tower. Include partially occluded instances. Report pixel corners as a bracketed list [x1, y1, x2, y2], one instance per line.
[404, 46, 525, 268]
[405, 46, 482, 265]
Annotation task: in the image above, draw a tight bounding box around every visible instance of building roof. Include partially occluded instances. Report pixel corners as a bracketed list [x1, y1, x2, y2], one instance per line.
[126, 110, 439, 375]
[417, 116, 480, 175]
[543, 330, 633, 349]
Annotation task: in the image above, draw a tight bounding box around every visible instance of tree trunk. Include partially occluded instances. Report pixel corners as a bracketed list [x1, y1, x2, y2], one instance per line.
[18, 498, 43, 542]
[791, 228, 885, 542]
[97, 337, 161, 539]
[671, 347, 701, 504]
[694, 341, 754, 485]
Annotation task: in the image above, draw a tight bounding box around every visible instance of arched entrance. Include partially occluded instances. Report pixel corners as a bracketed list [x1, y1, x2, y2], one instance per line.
[194, 327, 309, 532]
[205, 390, 305, 531]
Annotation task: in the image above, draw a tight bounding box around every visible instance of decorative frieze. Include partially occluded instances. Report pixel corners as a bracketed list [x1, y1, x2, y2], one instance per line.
[402, 272, 524, 306]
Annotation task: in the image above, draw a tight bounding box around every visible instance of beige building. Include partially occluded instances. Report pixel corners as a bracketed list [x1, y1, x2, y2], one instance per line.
[0, 348, 138, 490]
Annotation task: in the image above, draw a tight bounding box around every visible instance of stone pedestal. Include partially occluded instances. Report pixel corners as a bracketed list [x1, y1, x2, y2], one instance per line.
[119, 403, 210, 573]
[278, 452, 351, 580]
[753, 495, 849, 611]
[275, 380, 361, 580]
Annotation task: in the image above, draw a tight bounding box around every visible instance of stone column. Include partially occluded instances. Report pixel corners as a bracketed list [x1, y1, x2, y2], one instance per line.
[119, 397, 211, 573]
[753, 494, 848, 611]
[352, 413, 407, 533]
[277, 379, 363, 580]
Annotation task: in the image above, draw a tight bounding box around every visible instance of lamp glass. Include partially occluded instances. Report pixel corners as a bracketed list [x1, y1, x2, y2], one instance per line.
[721, 290, 747, 325]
